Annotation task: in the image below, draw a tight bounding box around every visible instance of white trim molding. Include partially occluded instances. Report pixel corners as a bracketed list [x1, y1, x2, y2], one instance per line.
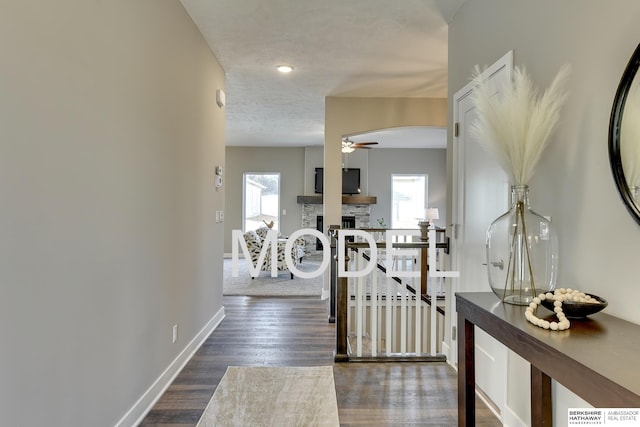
[116, 306, 226, 427]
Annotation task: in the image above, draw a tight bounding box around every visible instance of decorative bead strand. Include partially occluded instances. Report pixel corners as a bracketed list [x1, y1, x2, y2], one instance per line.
[525, 293, 570, 330]
[524, 288, 597, 330]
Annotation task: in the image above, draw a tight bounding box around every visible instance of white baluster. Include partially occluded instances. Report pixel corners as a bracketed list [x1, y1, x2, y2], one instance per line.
[400, 253, 407, 355]
[386, 275, 393, 355]
[414, 253, 421, 356]
[356, 250, 364, 357]
[371, 255, 378, 357]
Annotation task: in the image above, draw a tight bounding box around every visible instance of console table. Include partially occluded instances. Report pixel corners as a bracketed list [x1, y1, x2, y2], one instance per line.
[456, 292, 640, 427]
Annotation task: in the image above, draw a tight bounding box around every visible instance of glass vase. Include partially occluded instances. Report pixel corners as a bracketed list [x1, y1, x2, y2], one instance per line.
[486, 185, 558, 305]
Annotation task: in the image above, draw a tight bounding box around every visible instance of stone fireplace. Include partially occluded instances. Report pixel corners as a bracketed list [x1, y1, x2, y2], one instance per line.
[297, 195, 376, 255]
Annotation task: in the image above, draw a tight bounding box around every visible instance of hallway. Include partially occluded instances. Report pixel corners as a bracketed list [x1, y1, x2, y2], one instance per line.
[140, 296, 500, 426]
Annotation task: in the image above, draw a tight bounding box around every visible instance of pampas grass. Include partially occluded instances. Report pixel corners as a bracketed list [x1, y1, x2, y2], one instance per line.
[470, 65, 571, 185]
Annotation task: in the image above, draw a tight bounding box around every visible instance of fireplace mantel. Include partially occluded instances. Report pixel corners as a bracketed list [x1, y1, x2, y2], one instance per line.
[296, 195, 376, 205]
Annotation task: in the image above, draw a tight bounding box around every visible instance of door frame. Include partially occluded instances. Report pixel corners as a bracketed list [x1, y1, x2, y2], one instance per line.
[451, 50, 513, 279]
[447, 51, 513, 421]
[447, 52, 513, 365]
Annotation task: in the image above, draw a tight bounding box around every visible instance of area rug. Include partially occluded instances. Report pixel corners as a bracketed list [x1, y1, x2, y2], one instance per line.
[223, 257, 324, 296]
[196, 366, 340, 427]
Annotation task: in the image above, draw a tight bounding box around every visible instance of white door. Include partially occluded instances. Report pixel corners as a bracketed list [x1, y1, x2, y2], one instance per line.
[450, 51, 513, 419]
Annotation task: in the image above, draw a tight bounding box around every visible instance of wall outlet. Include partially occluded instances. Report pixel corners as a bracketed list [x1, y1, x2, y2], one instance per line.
[172, 324, 178, 343]
[219, 210, 224, 221]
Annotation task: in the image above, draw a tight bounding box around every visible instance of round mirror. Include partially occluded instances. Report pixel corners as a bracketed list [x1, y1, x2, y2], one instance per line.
[610, 43, 640, 226]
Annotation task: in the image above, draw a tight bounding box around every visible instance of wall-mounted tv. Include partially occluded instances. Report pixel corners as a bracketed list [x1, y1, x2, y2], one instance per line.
[314, 167, 361, 195]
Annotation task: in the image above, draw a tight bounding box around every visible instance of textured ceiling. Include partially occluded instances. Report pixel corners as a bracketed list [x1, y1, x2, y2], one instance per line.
[180, 0, 464, 148]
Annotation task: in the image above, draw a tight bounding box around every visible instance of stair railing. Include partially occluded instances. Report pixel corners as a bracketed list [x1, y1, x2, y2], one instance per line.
[333, 227, 449, 362]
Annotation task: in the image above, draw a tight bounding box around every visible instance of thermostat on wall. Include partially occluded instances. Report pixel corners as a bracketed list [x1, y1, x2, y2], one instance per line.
[215, 165, 223, 187]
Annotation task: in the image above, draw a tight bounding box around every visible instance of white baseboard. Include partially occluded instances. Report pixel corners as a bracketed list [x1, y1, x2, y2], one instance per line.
[502, 404, 527, 427]
[475, 387, 503, 424]
[442, 342, 514, 425]
[115, 306, 226, 427]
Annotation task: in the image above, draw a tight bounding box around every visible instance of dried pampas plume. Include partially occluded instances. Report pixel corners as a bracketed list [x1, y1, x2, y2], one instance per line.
[470, 64, 571, 185]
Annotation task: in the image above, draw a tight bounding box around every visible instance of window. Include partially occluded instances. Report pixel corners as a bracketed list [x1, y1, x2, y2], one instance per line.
[391, 174, 428, 229]
[243, 173, 280, 232]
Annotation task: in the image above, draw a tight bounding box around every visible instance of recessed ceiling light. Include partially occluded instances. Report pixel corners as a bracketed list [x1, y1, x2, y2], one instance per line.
[276, 65, 294, 73]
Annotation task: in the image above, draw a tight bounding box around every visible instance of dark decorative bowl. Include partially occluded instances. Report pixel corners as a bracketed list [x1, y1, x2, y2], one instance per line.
[540, 293, 608, 318]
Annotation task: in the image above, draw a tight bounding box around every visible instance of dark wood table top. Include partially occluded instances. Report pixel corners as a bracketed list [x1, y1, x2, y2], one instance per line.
[456, 292, 640, 407]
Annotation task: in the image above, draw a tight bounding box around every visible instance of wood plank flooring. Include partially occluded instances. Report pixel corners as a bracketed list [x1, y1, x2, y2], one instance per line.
[139, 296, 501, 426]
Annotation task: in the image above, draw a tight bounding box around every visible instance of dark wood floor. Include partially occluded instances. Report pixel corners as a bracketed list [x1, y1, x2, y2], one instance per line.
[140, 296, 501, 426]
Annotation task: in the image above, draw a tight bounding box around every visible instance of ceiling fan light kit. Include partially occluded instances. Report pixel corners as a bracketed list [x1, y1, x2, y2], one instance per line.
[341, 137, 379, 153]
[342, 146, 355, 153]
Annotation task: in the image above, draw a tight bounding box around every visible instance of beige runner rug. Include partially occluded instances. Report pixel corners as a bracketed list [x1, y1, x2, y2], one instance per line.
[196, 366, 340, 427]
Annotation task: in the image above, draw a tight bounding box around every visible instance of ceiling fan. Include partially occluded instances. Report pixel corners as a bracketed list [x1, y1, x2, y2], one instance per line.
[341, 137, 379, 153]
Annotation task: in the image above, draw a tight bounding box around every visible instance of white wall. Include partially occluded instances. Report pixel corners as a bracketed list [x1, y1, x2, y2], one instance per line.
[448, 1, 640, 425]
[369, 148, 446, 229]
[225, 147, 305, 251]
[0, 2, 225, 425]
